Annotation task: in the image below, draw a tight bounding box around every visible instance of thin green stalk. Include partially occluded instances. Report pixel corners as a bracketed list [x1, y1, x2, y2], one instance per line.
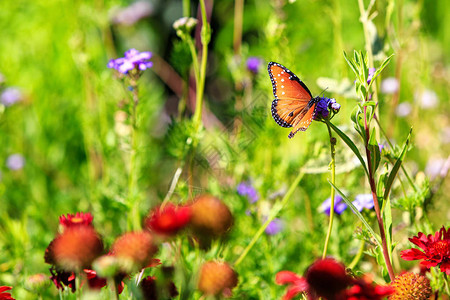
[322, 123, 336, 258]
[75, 273, 81, 300]
[108, 277, 119, 300]
[348, 239, 365, 269]
[233, 0, 244, 54]
[358, 0, 380, 141]
[234, 170, 305, 266]
[183, 0, 190, 17]
[128, 83, 140, 230]
[192, 0, 209, 132]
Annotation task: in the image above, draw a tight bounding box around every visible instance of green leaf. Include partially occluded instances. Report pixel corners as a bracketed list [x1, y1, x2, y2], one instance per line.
[328, 181, 381, 247]
[362, 101, 376, 108]
[384, 128, 412, 200]
[325, 120, 369, 177]
[368, 54, 394, 90]
[383, 197, 393, 258]
[368, 127, 381, 173]
[343, 51, 359, 77]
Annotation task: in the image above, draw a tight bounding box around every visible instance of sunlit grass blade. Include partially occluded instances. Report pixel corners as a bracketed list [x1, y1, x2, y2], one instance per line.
[324, 119, 369, 177]
[328, 180, 382, 248]
[383, 128, 412, 200]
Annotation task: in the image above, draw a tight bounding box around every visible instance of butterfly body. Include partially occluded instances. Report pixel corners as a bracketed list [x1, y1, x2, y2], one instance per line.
[268, 62, 325, 139]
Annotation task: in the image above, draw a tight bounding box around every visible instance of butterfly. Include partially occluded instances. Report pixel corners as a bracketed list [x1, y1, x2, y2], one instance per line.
[268, 62, 322, 139]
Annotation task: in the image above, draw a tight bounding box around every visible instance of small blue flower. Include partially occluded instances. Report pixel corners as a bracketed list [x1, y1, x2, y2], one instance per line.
[352, 194, 374, 212]
[108, 48, 153, 74]
[313, 97, 340, 120]
[237, 181, 259, 203]
[1, 88, 22, 106]
[320, 195, 347, 215]
[6, 154, 25, 170]
[265, 218, 283, 235]
[246, 57, 262, 74]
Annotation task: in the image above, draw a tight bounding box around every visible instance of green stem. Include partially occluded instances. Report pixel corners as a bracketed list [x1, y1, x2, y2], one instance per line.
[75, 273, 81, 300]
[128, 82, 140, 230]
[233, 0, 244, 54]
[108, 277, 119, 300]
[348, 239, 365, 269]
[358, 0, 380, 141]
[234, 170, 305, 266]
[183, 0, 190, 17]
[322, 123, 336, 259]
[192, 0, 209, 132]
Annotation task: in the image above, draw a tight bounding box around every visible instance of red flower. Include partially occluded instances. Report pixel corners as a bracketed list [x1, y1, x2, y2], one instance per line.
[49, 267, 76, 292]
[345, 276, 393, 300]
[275, 271, 308, 300]
[145, 203, 191, 236]
[0, 286, 15, 300]
[400, 226, 450, 274]
[59, 212, 94, 229]
[305, 258, 351, 299]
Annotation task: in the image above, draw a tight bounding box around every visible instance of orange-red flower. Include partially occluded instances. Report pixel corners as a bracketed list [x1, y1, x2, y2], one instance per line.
[305, 258, 351, 299]
[198, 261, 238, 297]
[346, 276, 393, 300]
[189, 195, 233, 237]
[145, 203, 191, 236]
[0, 286, 15, 300]
[400, 226, 450, 274]
[46, 225, 103, 271]
[111, 231, 158, 272]
[59, 212, 94, 229]
[275, 271, 308, 300]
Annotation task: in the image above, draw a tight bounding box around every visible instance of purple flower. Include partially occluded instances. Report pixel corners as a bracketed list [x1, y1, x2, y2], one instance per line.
[313, 97, 340, 120]
[352, 194, 374, 212]
[237, 181, 259, 203]
[246, 57, 262, 74]
[425, 157, 450, 180]
[6, 154, 25, 170]
[378, 144, 384, 153]
[367, 68, 376, 84]
[107, 48, 153, 74]
[395, 102, 412, 117]
[111, 1, 153, 26]
[1, 88, 22, 106]
[381, 77, 399, 94]
[320, 195, 347, 216]
[265, 218, 283, 235]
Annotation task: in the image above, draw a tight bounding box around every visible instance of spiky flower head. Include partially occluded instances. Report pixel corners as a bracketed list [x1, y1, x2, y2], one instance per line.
[389, 272, 432, 300]
[46, 225, 103, 271]
[111, 231, 158, 273]
[189, 195, 233, 237]
[59, 212, 93, 229]
[144, 203, 191, 236]
[198, 261, 238, 297]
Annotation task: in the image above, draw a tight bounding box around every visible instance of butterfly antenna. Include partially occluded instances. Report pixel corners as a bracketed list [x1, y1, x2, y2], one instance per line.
[319, 87, 329, 97]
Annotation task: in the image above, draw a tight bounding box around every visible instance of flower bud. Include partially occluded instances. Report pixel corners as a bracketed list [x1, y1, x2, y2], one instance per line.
[198, 261, 238, 297]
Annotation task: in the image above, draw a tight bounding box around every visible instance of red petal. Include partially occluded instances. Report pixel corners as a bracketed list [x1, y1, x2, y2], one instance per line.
[283, 284, 307, 300]
[400, 248, 427, 260]
[439, 261, 450, 275]
[276, 271, 303, 285]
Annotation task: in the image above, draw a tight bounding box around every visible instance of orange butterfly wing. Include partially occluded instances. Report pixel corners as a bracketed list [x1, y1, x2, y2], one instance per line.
[268, 62, 316, 138]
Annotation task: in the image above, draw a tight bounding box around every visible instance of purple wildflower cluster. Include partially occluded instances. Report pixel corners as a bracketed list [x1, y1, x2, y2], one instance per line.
[107, 49, 153, 74]
[246, 57, 263, 74]
[237, 182, 259, 203]
[321, 194, 375, 216]
[314, 97, 341, 120]
[237, 181, 284, 235]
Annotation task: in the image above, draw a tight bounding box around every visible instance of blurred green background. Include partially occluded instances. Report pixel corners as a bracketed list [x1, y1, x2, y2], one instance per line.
[0, 0, 449, 298]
